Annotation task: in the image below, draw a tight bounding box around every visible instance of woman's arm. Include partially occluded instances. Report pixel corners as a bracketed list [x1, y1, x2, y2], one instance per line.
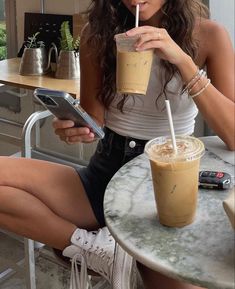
[52, 24, 105, 144]
[127, 21, 235, 150]
[177, 21, 234, 150]
[79, 24, 105, 127]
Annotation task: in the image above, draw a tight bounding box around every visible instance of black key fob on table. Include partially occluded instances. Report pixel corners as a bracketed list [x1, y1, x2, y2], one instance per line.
[199, 171, 232, 189]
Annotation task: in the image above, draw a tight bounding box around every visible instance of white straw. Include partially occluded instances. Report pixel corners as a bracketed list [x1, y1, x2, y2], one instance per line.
[165, 100, 178, 154]
[135, 4, 140, 27]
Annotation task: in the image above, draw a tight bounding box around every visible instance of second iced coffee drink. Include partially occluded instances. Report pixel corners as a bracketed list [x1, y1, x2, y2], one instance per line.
[145, 136, 205, 228]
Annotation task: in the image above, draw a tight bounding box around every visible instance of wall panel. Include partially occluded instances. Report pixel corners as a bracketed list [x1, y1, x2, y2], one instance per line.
[16, 0, 91, 50]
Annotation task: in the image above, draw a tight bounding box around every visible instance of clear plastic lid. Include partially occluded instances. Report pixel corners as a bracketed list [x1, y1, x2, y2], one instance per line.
[115, 33, 139, 52]
[145, 135, 205, 162]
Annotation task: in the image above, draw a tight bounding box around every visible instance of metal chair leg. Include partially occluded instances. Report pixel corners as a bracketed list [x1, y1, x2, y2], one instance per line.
[21, 110, 52, 289]
[22, 110, 52, 158]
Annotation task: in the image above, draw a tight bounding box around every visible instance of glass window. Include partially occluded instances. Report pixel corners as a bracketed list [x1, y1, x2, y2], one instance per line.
[0, 0, 6, 60]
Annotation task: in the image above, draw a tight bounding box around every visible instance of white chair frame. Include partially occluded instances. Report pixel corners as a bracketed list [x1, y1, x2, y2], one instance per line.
[22, 110, 52, 289]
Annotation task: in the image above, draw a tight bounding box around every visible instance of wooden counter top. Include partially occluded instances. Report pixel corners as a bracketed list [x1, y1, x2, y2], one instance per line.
[0, 58, 80, 98]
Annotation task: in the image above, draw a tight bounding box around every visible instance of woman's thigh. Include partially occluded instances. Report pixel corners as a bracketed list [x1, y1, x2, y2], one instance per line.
[0, 156, 99, 229]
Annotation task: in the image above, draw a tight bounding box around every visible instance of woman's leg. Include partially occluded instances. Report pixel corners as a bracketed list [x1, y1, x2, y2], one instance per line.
[0, 156, 136, 288]
[137, 262, 206, 289]
[0, 156, 100, 250]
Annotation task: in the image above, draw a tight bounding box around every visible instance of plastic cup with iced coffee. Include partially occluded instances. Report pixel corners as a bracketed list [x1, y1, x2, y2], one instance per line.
[145, 135, 205, 227]
[115, 33, 153, 95]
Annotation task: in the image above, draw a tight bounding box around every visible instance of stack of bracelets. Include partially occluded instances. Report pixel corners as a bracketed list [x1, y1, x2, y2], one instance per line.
[181, 68, 211, 98]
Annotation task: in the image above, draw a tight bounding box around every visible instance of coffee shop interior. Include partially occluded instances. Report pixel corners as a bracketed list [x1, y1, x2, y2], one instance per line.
[0, 0, 234, 289]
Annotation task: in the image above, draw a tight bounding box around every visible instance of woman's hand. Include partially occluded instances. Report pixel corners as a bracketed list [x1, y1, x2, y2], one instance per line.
[126, 26, 189, 67]
[52, 118, 96, 144]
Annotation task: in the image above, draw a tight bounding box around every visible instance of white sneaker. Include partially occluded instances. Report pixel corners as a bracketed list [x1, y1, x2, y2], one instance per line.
[63, 227, 137, 289]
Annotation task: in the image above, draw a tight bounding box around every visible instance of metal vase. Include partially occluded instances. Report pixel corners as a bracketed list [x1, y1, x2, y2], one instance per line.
[55, 50, 80, 79]
[19, 47, 48, 75]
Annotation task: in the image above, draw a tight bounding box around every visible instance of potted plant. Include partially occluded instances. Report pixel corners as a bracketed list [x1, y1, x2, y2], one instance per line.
[25, 32, 45, 49]
[60, 21, 80, 53]
[19, 32, 49, 75]
[52, 21, 80, 79]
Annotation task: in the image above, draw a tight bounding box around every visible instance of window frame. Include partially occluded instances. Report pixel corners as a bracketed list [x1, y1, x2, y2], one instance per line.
[5, 0, 17, 58]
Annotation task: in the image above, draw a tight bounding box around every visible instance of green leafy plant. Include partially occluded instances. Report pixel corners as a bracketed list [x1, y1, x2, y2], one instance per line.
[0, 46, 6, 60]
[0, 23, 6, 60]
[59, 21, 80, 52]
[25, 32, 45, 48]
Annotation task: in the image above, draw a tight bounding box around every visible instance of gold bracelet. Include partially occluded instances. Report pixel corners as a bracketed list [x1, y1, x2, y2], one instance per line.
[189, 79, 211, 99]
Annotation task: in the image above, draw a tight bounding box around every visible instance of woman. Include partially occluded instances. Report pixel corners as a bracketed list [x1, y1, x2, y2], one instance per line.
[0, 1, 234, 289]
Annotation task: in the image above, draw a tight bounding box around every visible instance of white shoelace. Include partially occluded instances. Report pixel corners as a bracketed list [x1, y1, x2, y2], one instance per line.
[67, 228, 117, 289]
[70, 253, 92, 289]
[86, 247, 113, 281]
[69, 248, 113, 289]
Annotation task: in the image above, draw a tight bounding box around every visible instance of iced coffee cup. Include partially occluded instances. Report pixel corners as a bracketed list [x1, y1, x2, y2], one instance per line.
[145, 136, 205, 228]
[115, 33, 153, 95]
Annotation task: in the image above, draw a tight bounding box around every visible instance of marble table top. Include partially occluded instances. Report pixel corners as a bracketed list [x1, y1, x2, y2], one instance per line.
[104, 136, 235, 289]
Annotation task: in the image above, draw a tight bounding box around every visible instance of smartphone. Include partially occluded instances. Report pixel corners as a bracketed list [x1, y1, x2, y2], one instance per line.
[33, 88, 105, 139]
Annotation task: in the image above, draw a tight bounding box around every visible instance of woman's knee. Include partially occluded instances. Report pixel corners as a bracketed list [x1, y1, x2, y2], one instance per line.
[0, 157, 27, 185]
[0, 156, 12, 185]
[0, 157, 47, 188]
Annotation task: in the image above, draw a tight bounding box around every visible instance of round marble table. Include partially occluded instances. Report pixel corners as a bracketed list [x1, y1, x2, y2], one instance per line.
[104, 136, 235, 289]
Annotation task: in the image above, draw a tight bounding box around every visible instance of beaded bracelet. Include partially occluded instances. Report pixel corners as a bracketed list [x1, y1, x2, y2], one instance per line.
[189, 78, 211, 99]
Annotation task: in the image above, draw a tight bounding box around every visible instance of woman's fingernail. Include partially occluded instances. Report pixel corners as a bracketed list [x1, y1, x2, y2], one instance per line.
[68, 121, 75, 126]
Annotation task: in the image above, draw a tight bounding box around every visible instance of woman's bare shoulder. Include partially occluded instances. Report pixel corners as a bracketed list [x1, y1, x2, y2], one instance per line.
[195, 18, 233, 64]
[198, 18, 232, 49]
[195, 18, 234, 101]
[199, 18, 230, 39]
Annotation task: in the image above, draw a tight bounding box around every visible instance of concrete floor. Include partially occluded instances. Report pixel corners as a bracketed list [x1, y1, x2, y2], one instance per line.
[0, 232, 71, 289]
[0, 232, 144, 289]
[0, 233, 112, 289]
[0, 232, 122, 289]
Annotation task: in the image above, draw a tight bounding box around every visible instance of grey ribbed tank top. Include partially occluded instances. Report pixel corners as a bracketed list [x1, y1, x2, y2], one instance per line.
[105, 55, 198, 139]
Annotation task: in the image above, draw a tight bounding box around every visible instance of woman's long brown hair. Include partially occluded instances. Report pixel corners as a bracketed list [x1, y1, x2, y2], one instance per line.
[85, 0, 209, 110]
